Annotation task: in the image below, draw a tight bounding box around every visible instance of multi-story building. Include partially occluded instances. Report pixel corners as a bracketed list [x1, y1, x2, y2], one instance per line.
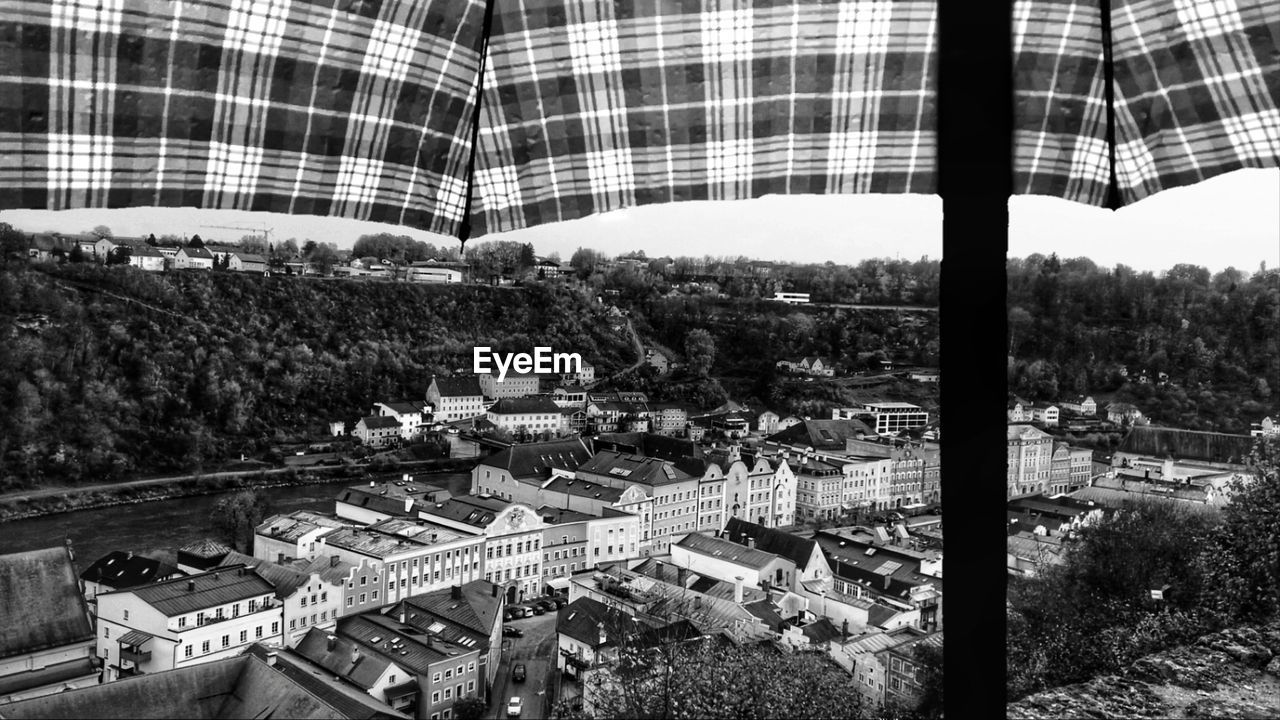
[1030, 405, 1060, 427]
[537, 507, 641, 594]
[426, 376, 486, 422]
[551, 385, 589, 410]
[210, 553, 338, 648]
[575, 450, 700, 555]
[756, 411, 781, 435]
[374, 400, 429, 439]
[882, 630, 944, 710]
[254, 511, 353, 564]
[485, 396, 566, 436]
[477, 372, 542, 400]
[708, 446, 797, 529]
[317, 518, 486, 614]
[671, 533, 798, 592]
[416, 496, 548, 603]
[841, 403, 930, 436]
[791, 451, 850, 521]
[470, 438, 594, 502]
[0, 546, 99, 703]
[334, 479, 450, 525]
[1046, 442, 1094, 495]
[650, 404, 691, 436]
[353, 415, 402, 447]
[1007, 424, 1054, 497]
[80, 550, 184, 619]
[173, 245, 214, 270]
[95, 565, 285, 682]
[1060, 395, 1097, 416]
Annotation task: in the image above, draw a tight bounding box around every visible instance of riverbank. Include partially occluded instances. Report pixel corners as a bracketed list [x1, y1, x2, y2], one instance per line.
[0, 457, 481, 523]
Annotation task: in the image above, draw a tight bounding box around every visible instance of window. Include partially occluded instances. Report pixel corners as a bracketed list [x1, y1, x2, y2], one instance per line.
[360, 576, 367, 586]
[433, 672, 442, 683]
[185, 645, 193, 658]
[197, 612, 205, 625]
[272, 622, 279, 634]
[105, 627, 110, 639]
[178, 616, 186, 628]
[222, 635, 230, 648]
[301, 616, 308, 627]
[233, 603, 240, 616]
[431, 692, 440, 704]
[444, 688, 452, 699]
[202, 640, 210, 653]
[240, 630, 247, 643]
[300, 596, 307, 607]
[347, 597, 354, 607]
[256, 626, 263, 638]
[468, 661, 476, 672]
[321, 611, 327, 621]
[372, 590, 379, 600]
[290, 619, 297, 630]
[123, 609, 129, 621]
[360, 593, 367, 603]
[467, 680, 475, 692]
[445, 669, 453, 679]
[248, 599, 257, 613]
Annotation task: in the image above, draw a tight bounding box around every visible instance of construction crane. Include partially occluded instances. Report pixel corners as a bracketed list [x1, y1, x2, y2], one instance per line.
[200, 224, 274, 245]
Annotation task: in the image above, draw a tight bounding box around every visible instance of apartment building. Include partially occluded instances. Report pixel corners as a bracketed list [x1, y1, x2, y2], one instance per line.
[416, 496, 548, 603]
[1008, 424, 1055, 497]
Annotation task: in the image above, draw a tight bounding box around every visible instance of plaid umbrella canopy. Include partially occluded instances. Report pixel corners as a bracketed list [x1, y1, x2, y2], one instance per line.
[0, 0, 1275, 240]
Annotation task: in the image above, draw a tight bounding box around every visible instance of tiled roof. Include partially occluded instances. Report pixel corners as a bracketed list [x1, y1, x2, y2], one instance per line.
[378, 401, 426, 415]
[256, 511, 352, 543]
[723, 518, 822, 572]
[337, 614, 471, 676]
[541, 476, 626, 503]
[487, 397, 563, 415]
[556, 597, 630, 647]
[399, 579, 503, 643]
[181, 246, 214, 259]
[419, 495, 513, 528]
[536, 506, 597, 524]
[244, 645, 408, 719]
[123, 565, 277, 617]
[766, 419, 875, 450]
[0, 546, 94, 659]
[216, 551, 324, 598]
[79, 550, 181, 590]
[359, 415, 401, 430]
[577, 450, 693, 486]
[430, 376, 483, 398]
[179, 537, 232, 560]
[675, 532, 782, 571]
[478, 437, 593, 480]
[294, 627, 394, 690]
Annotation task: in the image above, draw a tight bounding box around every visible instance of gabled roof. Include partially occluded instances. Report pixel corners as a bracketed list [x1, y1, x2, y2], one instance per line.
[541, 476, 626, 503]
[481, 435, 593, 479]
[675, 532, 785, 571]
[180, 246, 214, 259]
[723, 518, 822, 572]
[398, 580, 503, 643]
[216, 550, 322, 598]
[378, 401, 426, 415]
[577, 450, 693, 486]
[293, 627, 395, 690]
[121, 565, 277, 617]
[766, 419, 874, 450]
[420, 495, 512, 529]
[359, 415, 402, 430]
[130, 245, 165, 257]
[337, 613, 472, 675]
[79, 550, 182, 590]
[179, 537, 232, 560]
[1007, 424, 1052, 441]
[556, 597, 632, 648]
[429, 376, 484, 398]
[487, 397, 563, 415]
[0, 546, 94, 659]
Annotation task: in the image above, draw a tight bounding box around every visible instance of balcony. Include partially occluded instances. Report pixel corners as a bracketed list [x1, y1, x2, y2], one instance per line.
[119, 647, 152, 664]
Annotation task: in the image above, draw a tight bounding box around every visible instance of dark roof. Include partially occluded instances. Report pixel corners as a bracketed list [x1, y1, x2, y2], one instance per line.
[293, 627, 394, 690]
[0, 656, 97, 696]
[359, 415, 402, 430]
[0, 648, 403, 719]
[541, 476, 626, 503]
[378, 401, 426, 415]
[243, 645, 408, 719]
[766, 419, 875, 450]
[80, 550, 182, 591]
[556, 597, 630, 648]
[119, 565, 276, 617]
[478, 437, 594, 480]
[181, 246, 214, 259]
[178, 538, 232, 560]
[487, 397, 563, 415]
[399, 579, 503, 644]
[723, 518, 822, 571]
[216, 550, 315, 598]
[421, 494, 512, 528]
[592, 433, 703, 461]
[336, 613, 475, 676]
[430, 376, 483, 398]
[800, 617, 843, 645]
[537, 506, 598, 524]
[577, 450, 693, 486]
[1117, 426, 1257, 466]
[0, 546, 94, 659]
[675, 533, 783, 570]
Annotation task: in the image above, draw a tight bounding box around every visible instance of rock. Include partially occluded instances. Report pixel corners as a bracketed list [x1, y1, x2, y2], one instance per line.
[1266, 656, 1280, 677]
[1185, 697, 1278, 719]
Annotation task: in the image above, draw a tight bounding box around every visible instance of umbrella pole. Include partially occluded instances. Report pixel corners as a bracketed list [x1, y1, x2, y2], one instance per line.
[1101, 0, 1121, 210]
[457, 0, 498, 254]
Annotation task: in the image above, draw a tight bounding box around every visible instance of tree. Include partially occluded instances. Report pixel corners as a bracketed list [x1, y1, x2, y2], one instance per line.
[189, 234, 205, 249]
[238, 234, 269, 256]
[307, 242, 340, 275]
[68, 244, 87, 263]
[570, 247, 603, 280]
[106, 245, 132, 266]
[1198, 436, 1280, 622]
[452, 697, 486, 720]
[91, 225, 113, 240]
[519, 243, 537, 270]
[684, 329, 716, 377]
[909, 641, 944, 719]
[0, 222, 25, 263]
[146, 233, 158, 246]
[209, 489, 272, 553]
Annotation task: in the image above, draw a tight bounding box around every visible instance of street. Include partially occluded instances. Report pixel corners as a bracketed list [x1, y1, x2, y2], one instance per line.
[488, 610, 559, 720]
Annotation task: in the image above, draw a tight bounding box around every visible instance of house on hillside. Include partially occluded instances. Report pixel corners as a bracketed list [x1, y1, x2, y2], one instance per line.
[1106, 402, 1146, 426]
[127, 245, 167, 271]
[1059, 395, 1097, 416]
[175, 246, 214, 270]
[426, 376, 486, 422]
[1251, 416, 1277, 437]
[354, 416, 402, 448]
[374, 401, 428, 440]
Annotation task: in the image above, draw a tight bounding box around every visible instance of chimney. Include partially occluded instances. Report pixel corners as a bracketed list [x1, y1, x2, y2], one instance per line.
[451, 584, 462, 600]
[327, 635, 337, 651]
[734, 576, 744, 604]
[266, 651, 278, 667]
[126, 551, 134, 561]
[188, 580, 196, 592]
[597, 622, 606, 646]
[213, 572, 220, 580]
[278, 553, 285, 563]
[676, 566, 688, 587]
[400, 609, 407, 624]
[746, 537, 756, 550]
[404, 496, 414, 514]
[330, 555, 340, 568]
[351, 647, 360, 665]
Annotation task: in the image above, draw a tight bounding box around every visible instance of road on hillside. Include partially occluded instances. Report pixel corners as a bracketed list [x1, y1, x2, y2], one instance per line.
[487, 611, 558, 720]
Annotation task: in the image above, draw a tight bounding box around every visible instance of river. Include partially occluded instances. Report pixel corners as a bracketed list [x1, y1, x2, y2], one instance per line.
[0, 472, 472, 573]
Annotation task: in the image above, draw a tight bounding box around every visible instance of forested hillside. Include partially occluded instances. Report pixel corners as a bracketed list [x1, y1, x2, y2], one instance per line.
[0, 265, 634, 488]
[1007, 256, 1280, 432]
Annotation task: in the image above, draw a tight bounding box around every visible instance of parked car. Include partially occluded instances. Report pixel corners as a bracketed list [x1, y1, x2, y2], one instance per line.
[503, 608, 517, 621]
[510, 606, 532, 618]
[512, 663, 527, 682]
[531, 604, 546, 615]
[535, 599, 556, 612]
[551, 597, 568, 609]
[507, 696, 523, 717]
[502, 626, 524, 638]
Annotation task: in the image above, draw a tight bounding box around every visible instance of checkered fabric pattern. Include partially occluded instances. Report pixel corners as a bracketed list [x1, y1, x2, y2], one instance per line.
[1, 0, 485, 236]
[469, 0, 939, 236]
[1014, 0, 1280, 207]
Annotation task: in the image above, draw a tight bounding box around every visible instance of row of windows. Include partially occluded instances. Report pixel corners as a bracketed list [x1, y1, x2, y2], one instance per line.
[486, 538, 541, 559]
[430, 661, 476, 683]
[429, 680, 475, 706]
[289, 611, 328, 631]
[181, 623, 277, 658]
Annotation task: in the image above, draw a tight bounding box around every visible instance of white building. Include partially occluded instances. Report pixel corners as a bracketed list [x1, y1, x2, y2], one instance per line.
[406, 264, 463, 283]
[374, 400, 429, 439]
[95, 566, 284, 682]
[174, 246, 214, 270]
[254, 511, 354, 564]
[478, 372, 542, 400]
[843, 403, 930, 436]
[127, 245, 166, 272]
[216, 551, 344, 648]
[426, 376, 486, 422]
[485, 396, 566, 436]
[1030, 405, 1060, 427]
[353, 415, 401, 447]
[417, 497, 549, 603]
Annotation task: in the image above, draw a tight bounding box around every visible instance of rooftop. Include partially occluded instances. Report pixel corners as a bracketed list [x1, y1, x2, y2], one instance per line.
[723, 518, 822, 571]
[766, 419, 876, 451]
[117, 565, 277, 617]
[675, 532, 784, 571]
[359, 416, 402, 430]
[0, 546, 94, 659]
[541, 476, 627, 503]
[429, 376, 484, 398]
[293, 627, 394, 690]
[79, 550, 182, 591]
[256, 511, 352, 543]
[478, 437, 594, 480]
[487, 397, 564, 415]
[577, 450, 694, 486]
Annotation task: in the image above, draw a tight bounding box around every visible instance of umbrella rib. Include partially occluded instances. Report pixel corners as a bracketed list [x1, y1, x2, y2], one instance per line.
[459, 0, 499, 245]
[1101, 0, 1120, 209]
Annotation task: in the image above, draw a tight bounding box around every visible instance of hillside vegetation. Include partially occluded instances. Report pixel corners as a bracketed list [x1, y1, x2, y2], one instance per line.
[0, 265, 634, 488]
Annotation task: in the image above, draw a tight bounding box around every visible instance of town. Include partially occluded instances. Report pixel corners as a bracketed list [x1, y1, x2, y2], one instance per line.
[0, 228, 945, 720]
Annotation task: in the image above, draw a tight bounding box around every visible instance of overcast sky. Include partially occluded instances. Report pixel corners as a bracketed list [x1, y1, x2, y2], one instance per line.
[2, 169, 1274, 271]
